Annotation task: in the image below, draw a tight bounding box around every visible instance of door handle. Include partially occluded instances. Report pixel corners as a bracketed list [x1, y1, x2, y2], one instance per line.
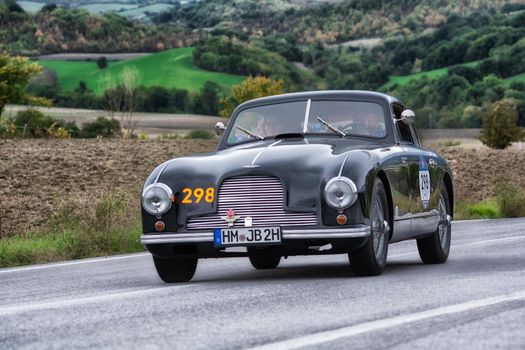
[401, 157, 407, 164]
[429, 158, 437, 168]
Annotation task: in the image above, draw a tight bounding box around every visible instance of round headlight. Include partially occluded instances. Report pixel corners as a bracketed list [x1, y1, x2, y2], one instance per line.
[142, 183, 173, 216]
[324, 177, 358, 210]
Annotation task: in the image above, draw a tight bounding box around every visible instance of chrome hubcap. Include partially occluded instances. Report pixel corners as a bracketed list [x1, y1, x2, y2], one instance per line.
[371, 196, 387, 260]
[438, 195, 449, 250]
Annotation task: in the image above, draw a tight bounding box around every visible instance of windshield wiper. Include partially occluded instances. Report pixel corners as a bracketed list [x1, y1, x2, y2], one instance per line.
[316, 116, 346, 137]
[235, 125, 264, 140]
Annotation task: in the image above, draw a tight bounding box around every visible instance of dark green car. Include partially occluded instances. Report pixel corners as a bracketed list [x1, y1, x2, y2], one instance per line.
[140, 91, 454, 282]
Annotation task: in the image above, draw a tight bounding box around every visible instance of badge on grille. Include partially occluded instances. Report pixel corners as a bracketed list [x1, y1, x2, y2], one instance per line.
[221, 209, 240, 227]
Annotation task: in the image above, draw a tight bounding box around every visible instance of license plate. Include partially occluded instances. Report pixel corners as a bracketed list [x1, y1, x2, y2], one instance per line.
[214, 227, 281, 246]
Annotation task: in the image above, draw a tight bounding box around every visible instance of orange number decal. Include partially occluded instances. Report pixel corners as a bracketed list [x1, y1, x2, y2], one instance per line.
[194, 188, 204, 203]
[205, 188, 214, 203]
[181, 187, 214, 204]
[182, 188, 193, 204]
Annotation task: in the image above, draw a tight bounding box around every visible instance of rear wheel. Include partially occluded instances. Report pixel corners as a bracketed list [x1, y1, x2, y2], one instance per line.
[249, 252, 281, 270]
[349, 178, 390, 276]
[417, 183, 451, 264]
[153, 256, 198, 283]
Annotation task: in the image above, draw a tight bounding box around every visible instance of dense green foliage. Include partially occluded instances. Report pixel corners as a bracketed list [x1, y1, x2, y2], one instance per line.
[156, 0, 508, 46]
[193, 37, 314, 89]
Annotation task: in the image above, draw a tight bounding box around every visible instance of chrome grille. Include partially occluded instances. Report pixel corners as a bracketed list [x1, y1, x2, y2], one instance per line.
[185, 176, 317, 230]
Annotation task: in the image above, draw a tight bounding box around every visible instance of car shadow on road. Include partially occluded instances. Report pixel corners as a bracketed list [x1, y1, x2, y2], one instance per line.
[194, 260, 435, 283]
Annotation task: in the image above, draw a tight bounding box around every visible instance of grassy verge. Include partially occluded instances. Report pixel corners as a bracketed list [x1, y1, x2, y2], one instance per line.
[455, 199, 502, 220]
[0, 192, 144, 268]
[455, 182, 525, 220]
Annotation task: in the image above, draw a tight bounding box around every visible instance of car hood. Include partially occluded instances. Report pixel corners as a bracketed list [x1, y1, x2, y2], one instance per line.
[146, 138, 382, 218]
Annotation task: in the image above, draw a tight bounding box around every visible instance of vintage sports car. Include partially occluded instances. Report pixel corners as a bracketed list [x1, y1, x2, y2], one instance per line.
[141, 91, 454, 283]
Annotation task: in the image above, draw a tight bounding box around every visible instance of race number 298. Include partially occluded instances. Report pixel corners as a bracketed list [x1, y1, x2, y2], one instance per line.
[419, 171, 430, 201]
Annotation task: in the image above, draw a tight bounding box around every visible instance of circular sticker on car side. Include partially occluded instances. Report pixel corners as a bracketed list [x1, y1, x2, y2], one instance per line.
[419, 156, 430, 209]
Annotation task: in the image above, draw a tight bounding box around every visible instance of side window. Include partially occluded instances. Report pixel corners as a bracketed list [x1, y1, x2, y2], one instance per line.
[398, 122, 414, 144]
[392, 103, 414, 144]
[409, 125, 421, 146]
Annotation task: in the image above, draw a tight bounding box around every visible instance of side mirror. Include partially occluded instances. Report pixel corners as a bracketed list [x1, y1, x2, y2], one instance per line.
[215, 121, 226, 136]
[399, 109, 415, 124]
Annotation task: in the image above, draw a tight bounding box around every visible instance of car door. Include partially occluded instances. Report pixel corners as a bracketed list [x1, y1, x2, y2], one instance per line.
[405, 124, 441, 237]
[387, 103, 413, 243]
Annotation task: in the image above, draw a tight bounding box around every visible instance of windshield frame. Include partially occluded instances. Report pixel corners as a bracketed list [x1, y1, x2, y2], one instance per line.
[218, 93, 395, 150]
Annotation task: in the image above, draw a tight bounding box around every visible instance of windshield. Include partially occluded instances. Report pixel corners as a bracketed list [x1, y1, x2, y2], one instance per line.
[226, 100, 386, 145]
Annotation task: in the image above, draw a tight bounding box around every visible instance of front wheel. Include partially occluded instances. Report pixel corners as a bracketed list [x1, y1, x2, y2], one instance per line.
[349, 178, 390, 276]
[153, 256, 198, 283]
[417, 183, 451, 264]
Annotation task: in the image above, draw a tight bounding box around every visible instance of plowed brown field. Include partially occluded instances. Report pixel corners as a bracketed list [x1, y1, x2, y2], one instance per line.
[0, 139, 524, 236]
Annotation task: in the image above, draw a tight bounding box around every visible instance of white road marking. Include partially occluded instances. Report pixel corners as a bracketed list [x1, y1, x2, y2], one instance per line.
[0, 252, 149, 274]
[248, 290, 525, 350]
[0, 284, 195, 316]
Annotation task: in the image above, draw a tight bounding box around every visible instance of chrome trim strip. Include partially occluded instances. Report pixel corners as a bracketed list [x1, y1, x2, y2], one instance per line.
[283, 226, 370, 239]
[338, 154, 350, 177]
[251, 140, 281, 165]
[154, 160, 173, 184]
[303, 98, 311, 133]
[141, 232, 214, 244]
[141, 226, 370, 244]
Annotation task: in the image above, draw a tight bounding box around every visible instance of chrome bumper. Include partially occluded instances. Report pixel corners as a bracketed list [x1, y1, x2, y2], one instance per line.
[140, 226, 370, 245]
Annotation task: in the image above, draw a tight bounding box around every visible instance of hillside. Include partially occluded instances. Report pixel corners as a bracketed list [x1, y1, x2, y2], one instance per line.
[16, 0, 179, 20]
[37, 48, 245, 93]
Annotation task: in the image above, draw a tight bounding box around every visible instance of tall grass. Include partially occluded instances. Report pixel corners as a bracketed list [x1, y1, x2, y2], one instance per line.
[0, 192, 143, 268]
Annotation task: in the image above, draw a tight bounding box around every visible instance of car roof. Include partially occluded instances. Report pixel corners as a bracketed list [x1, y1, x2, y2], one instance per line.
[235, 90, 400, 111]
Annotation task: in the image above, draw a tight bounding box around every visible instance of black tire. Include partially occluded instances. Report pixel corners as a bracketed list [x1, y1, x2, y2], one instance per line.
[153, 256, 198, 283]
[249, 253, 281, 270]
[349, 178, 390, 276]
[417, 183, 451, 264]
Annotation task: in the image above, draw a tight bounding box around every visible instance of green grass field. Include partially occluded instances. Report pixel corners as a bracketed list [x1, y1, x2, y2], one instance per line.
[119, 3, 175, 17]
[17, 0, 44, 12]
[504, 73, 525, 86]
[78, 3, 138, 14]
[38, 48, 246, 94]
[382, 61, 480, 89]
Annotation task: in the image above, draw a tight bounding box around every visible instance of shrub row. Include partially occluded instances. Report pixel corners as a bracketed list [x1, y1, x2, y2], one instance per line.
[0, 109, 120, 139]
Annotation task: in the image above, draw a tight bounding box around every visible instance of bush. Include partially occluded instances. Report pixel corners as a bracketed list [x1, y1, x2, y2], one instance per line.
[495, 182, 525, 218]
[81, 117, 120, 138]
[480, 100, 524, 149]
[13, 108, 54, 137]
[97, 56, 108, 69]
[185, 129, 213, 139]
[11, 108, 79, 138]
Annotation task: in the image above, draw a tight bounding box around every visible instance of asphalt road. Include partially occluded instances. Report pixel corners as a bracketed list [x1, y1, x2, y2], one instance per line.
[1, 218, 525, 349]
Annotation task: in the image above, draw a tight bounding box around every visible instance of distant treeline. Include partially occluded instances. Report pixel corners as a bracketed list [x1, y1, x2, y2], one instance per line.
[28, 80, 223, 116]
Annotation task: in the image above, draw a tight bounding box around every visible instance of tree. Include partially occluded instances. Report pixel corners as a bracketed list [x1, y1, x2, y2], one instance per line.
[0, 54, 51, 122]
[480, 100, 524, 149]
[97, 56, 108, 70]
[219, 76, 285, 117]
